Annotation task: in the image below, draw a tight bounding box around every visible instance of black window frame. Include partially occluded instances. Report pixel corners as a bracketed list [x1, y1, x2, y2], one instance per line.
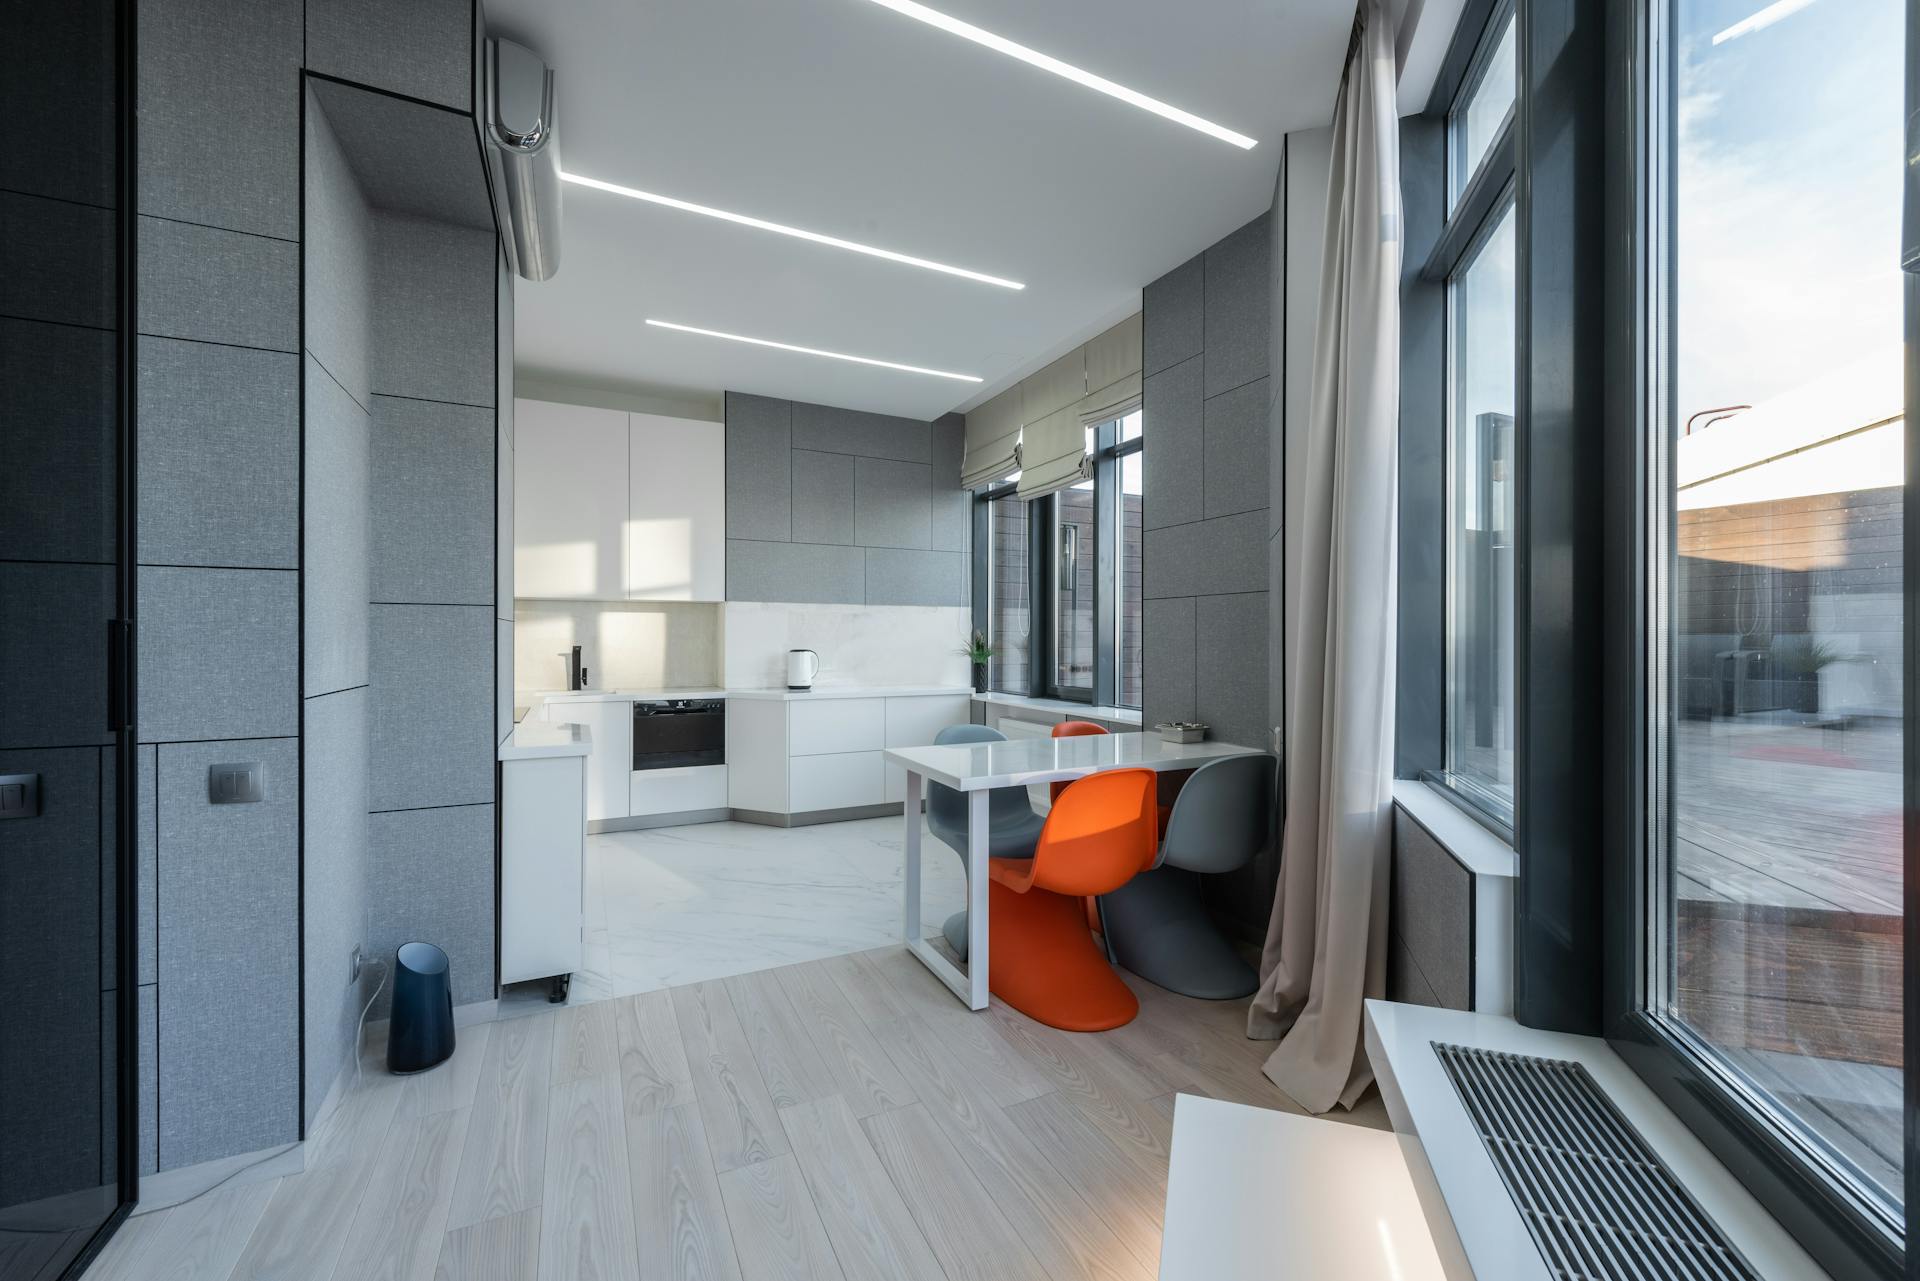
[1403, 0, 1522, 843]
[970, 413, 1142, 709]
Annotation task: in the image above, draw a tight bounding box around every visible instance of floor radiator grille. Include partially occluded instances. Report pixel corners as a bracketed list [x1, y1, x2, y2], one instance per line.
[1433, 1042, 1760, 1281]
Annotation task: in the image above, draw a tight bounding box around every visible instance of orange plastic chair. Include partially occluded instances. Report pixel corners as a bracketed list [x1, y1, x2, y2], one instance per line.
[986, 767, 1158, 1031]
[1048, 720, 1109, 801]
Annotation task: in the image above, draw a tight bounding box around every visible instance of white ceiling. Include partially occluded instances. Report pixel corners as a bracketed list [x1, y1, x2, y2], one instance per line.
[488, 0, 1352, 421]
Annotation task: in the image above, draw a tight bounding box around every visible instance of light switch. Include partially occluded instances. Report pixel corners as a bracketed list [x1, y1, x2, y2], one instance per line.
[208, 762, 266, 804]
[0, 773, 40, 820]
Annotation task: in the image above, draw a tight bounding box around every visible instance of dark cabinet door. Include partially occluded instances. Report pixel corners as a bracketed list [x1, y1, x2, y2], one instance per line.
[0, 1, 136, 1276]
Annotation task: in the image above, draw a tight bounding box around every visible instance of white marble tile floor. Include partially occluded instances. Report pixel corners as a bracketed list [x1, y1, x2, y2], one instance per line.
[497, 815, 970, 1016]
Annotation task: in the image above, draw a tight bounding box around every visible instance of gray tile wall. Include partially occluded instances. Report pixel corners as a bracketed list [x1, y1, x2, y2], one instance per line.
[1141, 209, 1275, 943]
[724, 393, 970, 606]
[135, 0, 493, 1172]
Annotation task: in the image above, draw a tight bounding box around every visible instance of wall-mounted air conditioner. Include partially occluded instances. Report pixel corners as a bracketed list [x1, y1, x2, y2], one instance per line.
[485, 36, 562, 281]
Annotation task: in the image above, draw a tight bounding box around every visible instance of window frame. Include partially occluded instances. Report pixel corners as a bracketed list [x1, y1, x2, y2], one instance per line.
[1413, 0, 1521, 840]
[1587, 1, 1915, 1277]
[971, 412, 1142, 709]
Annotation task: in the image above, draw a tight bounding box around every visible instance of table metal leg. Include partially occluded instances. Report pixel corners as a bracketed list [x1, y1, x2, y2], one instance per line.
[904, 779, 990, 1010]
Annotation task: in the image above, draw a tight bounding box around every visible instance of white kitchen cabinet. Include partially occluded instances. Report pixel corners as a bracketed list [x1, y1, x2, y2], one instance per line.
[628, 412, 725, 602]
[789, 697, 886, 756]
[543, 698, 631, 822]
[500, 750, 586, 990]
[514, 399, 629, 601]
[789, 751, 885, 812]
[883, 694, 972, 802]
[631, 763, 728, 818]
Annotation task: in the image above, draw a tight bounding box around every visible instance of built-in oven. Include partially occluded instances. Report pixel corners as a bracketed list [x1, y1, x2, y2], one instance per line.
[632, 698, 726, 770]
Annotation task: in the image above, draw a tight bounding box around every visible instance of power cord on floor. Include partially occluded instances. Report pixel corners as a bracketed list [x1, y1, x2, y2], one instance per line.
[131, 957, 393, 1219]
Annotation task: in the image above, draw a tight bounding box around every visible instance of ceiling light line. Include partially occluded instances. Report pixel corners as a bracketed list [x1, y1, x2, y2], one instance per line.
[644, 319, 983, 383]
[1711, 0, 1818, 45]
[562, 172, 1025, 290]
[860, 0, 1257, 150]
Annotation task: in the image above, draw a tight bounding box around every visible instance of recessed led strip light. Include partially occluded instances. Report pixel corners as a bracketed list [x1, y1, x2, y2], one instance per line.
[645, 319, 983, 383]
[861, 0, 1257, 150]
[562, 172, 1024, 290]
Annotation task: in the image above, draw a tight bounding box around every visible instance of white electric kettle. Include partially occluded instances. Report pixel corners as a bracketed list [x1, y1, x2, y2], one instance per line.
[786, 648, 820, 691]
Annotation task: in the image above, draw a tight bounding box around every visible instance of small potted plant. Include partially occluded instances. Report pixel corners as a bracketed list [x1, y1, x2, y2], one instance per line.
[959, 629, 996, 694]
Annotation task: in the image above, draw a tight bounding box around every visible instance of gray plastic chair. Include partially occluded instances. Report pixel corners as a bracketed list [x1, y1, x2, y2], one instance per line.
[925, 724, 1043, 959]
[1098, 752, 1276, 999]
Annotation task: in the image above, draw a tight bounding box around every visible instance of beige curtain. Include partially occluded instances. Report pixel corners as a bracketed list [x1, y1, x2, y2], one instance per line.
[1249, 1, 1402, 1114]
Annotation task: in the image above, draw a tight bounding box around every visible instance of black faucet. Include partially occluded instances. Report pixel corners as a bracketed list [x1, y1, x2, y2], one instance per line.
[558, 645, 587, 691]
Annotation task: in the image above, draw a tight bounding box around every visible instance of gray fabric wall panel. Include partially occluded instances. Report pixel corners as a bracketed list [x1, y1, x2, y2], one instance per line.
[791, 402, 931, 462]
[726, 540, 865, 605]
[1142, 510, 1267, 599]
[304, 95, 373, 409]
[1388, 932, 1443, 1009]
[1390, 810, 1473, 1010]
[1203, 376, 1270, 519]
[1141, 597, 1196, 727]
[0, 320, 116, 564]
[0, 563, 113, 750]
[156, 736, 300, 1167]
[865, 548, 965, 608]
[790, 450, 855, 545]
[304, 357, 372, 696]
[0, 3, 115, 207]
[137, 567, 299, 744]
[1203, 212, 1272, 397]
[724, 393, 793, 541]
[137, 745, 158, 987]
[372, 214, 496, 407]
[301, 687, 369, 1127]
[368, 803, 496, 1009]
[138, 984, 157, 1175]
[137, 217, 299, 352]
[1144, 254, 1203, 376]
[305, 0, 474, 113]
[0, 747, 103, 1206]
[310, 79, 494, 231]
[853, 457, 933, 550]
[929, 415, 967, 551]
[1194, 592, 1268, 752]
[369, 604, 495, 811]
[138, 338, 299, 569]
[372, 395, 494, 605]
[0, 192, 115, 330]
[138, 0, 301, 240]
[1141, 355, 1203, 530]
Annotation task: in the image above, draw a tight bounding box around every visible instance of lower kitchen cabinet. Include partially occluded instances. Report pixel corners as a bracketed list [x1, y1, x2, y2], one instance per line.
[728, 690, 970, 824]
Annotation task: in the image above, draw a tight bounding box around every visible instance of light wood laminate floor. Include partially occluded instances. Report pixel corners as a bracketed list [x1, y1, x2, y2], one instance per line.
[87, 945, 1387, 1281]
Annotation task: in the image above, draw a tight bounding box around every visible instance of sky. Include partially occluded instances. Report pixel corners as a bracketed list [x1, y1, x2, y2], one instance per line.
[1674, 0, 1905, 422]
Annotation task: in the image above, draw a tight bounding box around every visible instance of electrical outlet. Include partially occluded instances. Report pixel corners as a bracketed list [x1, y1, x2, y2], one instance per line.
[349, 946, 363, 985]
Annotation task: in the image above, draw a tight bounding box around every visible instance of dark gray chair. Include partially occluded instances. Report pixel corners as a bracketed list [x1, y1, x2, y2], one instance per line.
[1098, 752, 1276, 999]
[925, 724, 1043, 959]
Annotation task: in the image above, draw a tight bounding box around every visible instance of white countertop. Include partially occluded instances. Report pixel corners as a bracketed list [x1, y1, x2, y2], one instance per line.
[970, 691, 1144, 725]
[884, 731, 1261, 790]
[498, 719, 592, 762]
[728, 684, 971, 701]
[520, 684, 969, 706]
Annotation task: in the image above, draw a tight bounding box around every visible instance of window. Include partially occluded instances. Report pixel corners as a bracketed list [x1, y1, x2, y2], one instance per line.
[985, 488, 1030, 693]
[1424, 2, 1519, 830]
[1645, 0, 1906, 1245]
[975, 411, 1143, 708]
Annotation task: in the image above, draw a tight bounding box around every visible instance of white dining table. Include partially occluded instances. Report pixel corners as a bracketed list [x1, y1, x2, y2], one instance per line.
[883, 731, 1262, 1009]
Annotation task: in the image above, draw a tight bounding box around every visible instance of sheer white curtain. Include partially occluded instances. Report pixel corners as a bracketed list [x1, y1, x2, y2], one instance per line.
[1248, 1, 1402, 1114]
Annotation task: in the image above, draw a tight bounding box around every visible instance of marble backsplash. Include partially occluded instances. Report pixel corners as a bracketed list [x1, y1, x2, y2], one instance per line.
[722, 601, 971, 689]
[514, 599, 721, 694]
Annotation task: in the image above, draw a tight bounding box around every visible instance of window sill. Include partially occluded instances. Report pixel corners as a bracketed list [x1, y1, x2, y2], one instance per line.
[1390, 779, 1517, 881]
[970, 691, 1143, 727]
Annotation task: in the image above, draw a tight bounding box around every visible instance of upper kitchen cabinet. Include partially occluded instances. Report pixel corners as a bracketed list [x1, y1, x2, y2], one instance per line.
[515, 399, 629, 600]
[514, 398, 726, 602]
[628, 412, 724, 601]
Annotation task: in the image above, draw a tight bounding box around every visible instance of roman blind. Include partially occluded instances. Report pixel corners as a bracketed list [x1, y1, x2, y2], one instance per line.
[959, 312, 1142, 497]
[961, 384, 1022, 488]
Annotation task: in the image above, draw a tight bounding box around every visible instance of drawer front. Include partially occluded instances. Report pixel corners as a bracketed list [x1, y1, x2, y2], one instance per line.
[788, 697, 885, 756]
[789, 750, 885, 813]
[631, 764, 729, 817]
